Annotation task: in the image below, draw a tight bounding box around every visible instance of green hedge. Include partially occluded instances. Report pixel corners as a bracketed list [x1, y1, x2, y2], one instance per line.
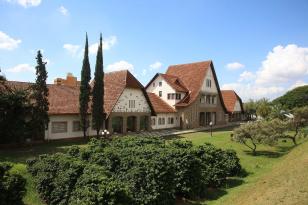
[0, 162, 26, 205]
[28, 137, 242, 205]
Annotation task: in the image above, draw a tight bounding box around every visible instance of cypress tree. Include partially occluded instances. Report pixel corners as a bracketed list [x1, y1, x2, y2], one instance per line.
[79, 33, 91, 139]
[31, 50, 49, 140]
[92, 33, 105, 137]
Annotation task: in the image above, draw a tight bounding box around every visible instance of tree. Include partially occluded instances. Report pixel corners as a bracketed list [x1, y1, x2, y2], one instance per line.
[244, 99, 257, 120]
[256, 98, 271, 119]
[272, 85, 308, 109]
[0, 68, 6, 81]
[91, 34, 105, 137]
[232, 121, 279, 155]
[79, 34, 91, 139]
[31, 50, 49, 140]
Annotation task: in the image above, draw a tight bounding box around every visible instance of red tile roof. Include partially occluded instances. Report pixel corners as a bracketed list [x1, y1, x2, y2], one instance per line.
[5, 70, 155, 117]
[160, 74, 189, 92]
[147, 93, 176, 113]
[166, 61, 212, 107]
[221, 90, 243, 113]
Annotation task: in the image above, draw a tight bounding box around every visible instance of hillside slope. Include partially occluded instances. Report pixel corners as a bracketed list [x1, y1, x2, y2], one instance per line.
[273, 85, 308, 109]
[229, 140, 308, 205]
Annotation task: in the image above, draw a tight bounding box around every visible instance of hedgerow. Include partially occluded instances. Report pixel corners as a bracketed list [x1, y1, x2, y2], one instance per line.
[0, 162, 26, 205]
[28, 136, 242, 205]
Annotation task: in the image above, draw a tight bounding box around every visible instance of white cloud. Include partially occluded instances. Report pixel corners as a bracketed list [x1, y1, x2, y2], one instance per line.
[58, 5, 68, 16]
[63, 44, 80, 56]
[289, 80, 308, 90]
[238, 71, 255, 82]
[226, 62, 245, 70]
[89, 36, 117, 55]
[0, 31, 21, 50]
[221, 83, 284, 101]
[149, 61, 163, 70]
[256, 44, 308, 84]
[6, 64, 35, 73]
[106, 60, 134, 72]
[6, 0, 41, 8]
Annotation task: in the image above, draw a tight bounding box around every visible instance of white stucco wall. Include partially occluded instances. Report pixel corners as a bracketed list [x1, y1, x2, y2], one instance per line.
[233, 100, 242, 112]
[45, 114, 97, 140]
[151, 113, 179, 130]
[146, 75, 185, 107]
[201, 67, 218, 93]
[112, 88, 151, 113]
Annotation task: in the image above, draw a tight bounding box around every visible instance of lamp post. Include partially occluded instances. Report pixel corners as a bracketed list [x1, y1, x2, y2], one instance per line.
[101, 129, 110, 139]
[209, 121, 213, 137]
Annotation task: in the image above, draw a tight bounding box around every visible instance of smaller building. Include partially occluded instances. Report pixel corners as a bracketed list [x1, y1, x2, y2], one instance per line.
[221, 90, 245, 122]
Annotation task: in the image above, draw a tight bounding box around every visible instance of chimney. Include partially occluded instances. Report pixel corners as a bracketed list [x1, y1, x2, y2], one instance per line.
[54, 73, 78, 87]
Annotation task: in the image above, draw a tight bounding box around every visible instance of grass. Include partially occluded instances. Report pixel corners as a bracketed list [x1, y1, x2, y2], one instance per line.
[171, 129, 308, 205]
[0, 129, 307, 205]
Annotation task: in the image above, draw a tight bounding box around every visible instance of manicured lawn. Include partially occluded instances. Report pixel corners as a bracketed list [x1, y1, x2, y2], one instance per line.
[0, 129, 307, 205]
[172, 129, 308, 205]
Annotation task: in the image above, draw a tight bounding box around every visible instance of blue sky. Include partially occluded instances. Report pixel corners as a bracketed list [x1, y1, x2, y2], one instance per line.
[1, 0, 308, 101]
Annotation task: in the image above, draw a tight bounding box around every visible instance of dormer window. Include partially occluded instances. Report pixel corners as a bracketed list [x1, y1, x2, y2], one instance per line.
[176, 93, 181, 100]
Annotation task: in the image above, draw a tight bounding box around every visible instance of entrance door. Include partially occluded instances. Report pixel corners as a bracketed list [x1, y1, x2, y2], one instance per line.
[140, 116, 148, 131]
[127, 116, 137, 132]
[205, 112, 212, 125]
[199, 112, 205, 126]
[112, 117, 123, 133]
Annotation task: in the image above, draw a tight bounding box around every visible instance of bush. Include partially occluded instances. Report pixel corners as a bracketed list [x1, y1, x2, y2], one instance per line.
[0, 162, 26, 205]
[28, 137, 242, 204]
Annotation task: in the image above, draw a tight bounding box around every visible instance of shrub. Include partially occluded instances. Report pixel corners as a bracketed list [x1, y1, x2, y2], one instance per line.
[0, 162, 26, 205]
[28, 137, 242, 204]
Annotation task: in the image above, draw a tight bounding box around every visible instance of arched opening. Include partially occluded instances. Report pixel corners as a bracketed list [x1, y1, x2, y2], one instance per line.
[127, 116, 137, 132]
[112, 116, 123, 134]
[199, 112, 205, 126]
[140, 116, 149, 131]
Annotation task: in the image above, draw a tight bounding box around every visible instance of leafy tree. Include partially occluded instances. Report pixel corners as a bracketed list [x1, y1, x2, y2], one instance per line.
[232, 121, 279, 155]
[273, 85, 308, 109]
[0, 68, 6, 81]
[79, 34, 91, 139]
[92, 34, 105, 137]
[244, 99, 257, 120]
[256, 98, 271, 119]
[30, 50, 49, 140]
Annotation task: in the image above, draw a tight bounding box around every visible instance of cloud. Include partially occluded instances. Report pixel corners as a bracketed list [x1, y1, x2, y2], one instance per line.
[238, 71, 255, 82]
[149, 61, 163, 70]
[106, 61, 134, 72]
[226, 62, 245, 70]
[58, 5, 68, 16]
[6, 64, 35, 73]
[89, 36, 117, 55]
[256, 44, 308, 84]
[0, 31, 21, 50]
[289, 80, 308, 90]
[63, 44, 80, 56]
[221, 83, 284, 101]
[6, 0, 41, 8]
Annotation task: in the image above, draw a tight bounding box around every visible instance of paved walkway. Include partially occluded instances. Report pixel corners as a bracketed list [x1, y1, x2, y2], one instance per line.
[120, 122, 241, 138]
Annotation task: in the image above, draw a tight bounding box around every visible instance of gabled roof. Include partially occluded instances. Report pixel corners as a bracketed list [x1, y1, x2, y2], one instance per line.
[147, 92, 176, 113]
[221, 90, 244, 113]
[166, 61, 227, 112]
[145, 73, 189, 93]
[5, 70, 155, 117]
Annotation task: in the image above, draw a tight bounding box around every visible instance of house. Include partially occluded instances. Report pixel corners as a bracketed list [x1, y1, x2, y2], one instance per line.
[146, 60, 228, 130]
[6, 70, 155, 140]
[221, 90, 245, 122]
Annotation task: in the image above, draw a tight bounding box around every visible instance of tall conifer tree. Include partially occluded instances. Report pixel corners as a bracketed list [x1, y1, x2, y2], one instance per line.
[79, 33, 91, 138]
[31, 50, 49, 140]
[92, 33, 105, 136]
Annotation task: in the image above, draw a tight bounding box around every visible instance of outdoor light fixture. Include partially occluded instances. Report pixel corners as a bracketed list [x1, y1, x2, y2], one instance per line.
[101, 129, 110, 138]
[209, 121, 213, 137]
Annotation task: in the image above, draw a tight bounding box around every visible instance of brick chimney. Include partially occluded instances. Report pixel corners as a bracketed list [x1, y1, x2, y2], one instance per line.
[54, 73, 79, 87]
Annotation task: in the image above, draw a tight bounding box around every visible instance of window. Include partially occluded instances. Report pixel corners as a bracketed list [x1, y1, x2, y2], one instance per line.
[159, 82, 162, 87]
[168, 117, 174, 124]
[158, 117, 165, 125]
[72, 121, 81, 132]
[206, 95, 211, 104]
[153, 82, 155, 87]
[200, 95, 205, 103]
[171, 93, 175, 99]
[159, 91, 162, 97]
[151, 118, 156, 125]
[129, 100, 135, 108]
[176, 93, 181, 100]
[167, 93, 171, 99]
[206, 79, 211, 88]
[51, 122, 67, 133]
[212, 96, 216, 104]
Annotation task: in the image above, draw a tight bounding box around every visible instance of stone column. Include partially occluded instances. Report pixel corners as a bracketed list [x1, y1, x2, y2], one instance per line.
[123, 116, 127, 134]
[136, 116, 140, 132]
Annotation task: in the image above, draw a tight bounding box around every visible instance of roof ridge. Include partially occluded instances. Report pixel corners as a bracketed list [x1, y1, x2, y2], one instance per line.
[168, 60, 212, 67]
